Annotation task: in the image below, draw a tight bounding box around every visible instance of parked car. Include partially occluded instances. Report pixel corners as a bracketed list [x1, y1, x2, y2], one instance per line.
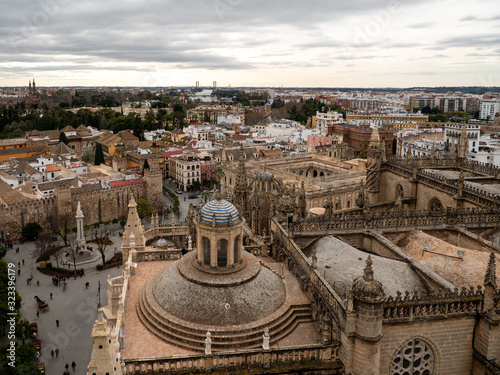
[175, 189, 183, 194]
[188, 194, 198, 199]
[195, 191, 201, 195]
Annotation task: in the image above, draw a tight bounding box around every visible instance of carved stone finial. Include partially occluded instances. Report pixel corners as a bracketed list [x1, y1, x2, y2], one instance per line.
[484, 252, 497, 289]
[352, 255, 385, 302]
[364, 256, 374, 281]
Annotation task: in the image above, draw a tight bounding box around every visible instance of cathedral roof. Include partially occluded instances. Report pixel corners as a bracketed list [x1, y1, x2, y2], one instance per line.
[200, 199, 239, 225]
[308, 236, 426, 298]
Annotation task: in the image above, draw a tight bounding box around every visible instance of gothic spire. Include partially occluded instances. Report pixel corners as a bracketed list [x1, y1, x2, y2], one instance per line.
[484, 252, 497, 289]
[370, 125, 380, 143]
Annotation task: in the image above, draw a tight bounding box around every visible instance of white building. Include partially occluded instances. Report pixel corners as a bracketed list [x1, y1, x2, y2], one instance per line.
[217, 115, 242, 126]
[479, 100, 500, 120]
[315, 111, 343, 136]
[444, 124, 480, 154]
[468, 135, 500, 167]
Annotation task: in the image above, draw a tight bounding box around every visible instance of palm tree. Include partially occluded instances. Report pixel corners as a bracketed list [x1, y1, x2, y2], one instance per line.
[201, 190, 211, 204]
[214, 166, 225, 186]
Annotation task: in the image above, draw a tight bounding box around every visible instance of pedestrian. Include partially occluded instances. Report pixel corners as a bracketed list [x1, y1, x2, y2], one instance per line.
[50, 292, 53, 300]
[37, 280, 39, 286]
[36, 310, 39, 318]
[85, 282, 89, 289]
[22, 259, 24, 265]
[56, 320, 59, 327]
[71, 361, 76, 371]
[18, 261, 20, 268]
[74, 272, 76, 280]
[51, 349, 54, 358]
[55, 348, 59, 358]
[17, 269, 20, 276]
[27, 279, 29, 285]
[63, 284, 67, 292]
[65, 363, 69, 371]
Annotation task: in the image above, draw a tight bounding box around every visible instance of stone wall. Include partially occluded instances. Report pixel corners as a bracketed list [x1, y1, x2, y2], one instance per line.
[380, 317, 476, 374]
[0, 197, 56, 240]
[378, 170, 413, 204]
[0, 177, 163, 239]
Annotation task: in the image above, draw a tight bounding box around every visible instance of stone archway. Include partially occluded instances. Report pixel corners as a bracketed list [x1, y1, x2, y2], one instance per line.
[217, 239, 228, 267]
[203, 237, 211, 266]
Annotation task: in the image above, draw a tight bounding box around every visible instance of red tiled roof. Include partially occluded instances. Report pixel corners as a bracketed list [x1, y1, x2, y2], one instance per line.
[108, 179, 144, 188]
[162, 149, 199, 158]
[46, 164, 62, 172]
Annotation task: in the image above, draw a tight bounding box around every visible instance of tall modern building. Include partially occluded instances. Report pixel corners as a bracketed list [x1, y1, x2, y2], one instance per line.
[479, 99, 500, 120]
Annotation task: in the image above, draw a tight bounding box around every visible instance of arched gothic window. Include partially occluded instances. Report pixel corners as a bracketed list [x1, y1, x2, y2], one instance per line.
[396, 184, 404, 199]
[217, 239, 228, 268]
[391, 338, 434, 375]
[428, 198, 443, 212]
[203, 237, 211, 266]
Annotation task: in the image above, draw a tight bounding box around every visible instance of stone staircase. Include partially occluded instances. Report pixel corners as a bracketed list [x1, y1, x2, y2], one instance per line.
[136, 280, 314, 352]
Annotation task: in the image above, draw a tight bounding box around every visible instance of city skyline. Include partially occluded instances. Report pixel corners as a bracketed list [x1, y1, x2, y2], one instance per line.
[1, 0, 499, 88]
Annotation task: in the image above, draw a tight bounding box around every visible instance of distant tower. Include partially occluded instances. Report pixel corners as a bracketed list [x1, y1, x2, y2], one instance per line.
[458, 123, 468, 159]
[233, 145, 249, 220]
[213, 81, 217, 90]
[32, 78, 36, 93]
[196, 81, 199, 89]
[366, 126, 383, 196]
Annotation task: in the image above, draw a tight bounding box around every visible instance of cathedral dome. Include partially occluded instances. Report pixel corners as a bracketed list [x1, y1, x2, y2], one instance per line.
[352, 256, 385, 303]
[200, 199, 239, 225]
[257, 170, 273, 181]
[156, 238, 168, 248]
[152, 252, 286, 326]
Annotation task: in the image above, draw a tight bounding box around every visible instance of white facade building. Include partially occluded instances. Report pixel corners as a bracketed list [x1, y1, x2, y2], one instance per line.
[315, 111, 343, 136]
[479, 100, 500, 120]
[444, 124, 480, 154]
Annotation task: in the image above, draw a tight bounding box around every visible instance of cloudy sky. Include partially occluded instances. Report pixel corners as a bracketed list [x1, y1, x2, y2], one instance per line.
[2, 0, 499, 87]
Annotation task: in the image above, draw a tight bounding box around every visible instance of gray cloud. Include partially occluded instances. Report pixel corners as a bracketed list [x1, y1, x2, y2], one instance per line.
[407, 22, 435, 29]
[0, 0, 498, 85]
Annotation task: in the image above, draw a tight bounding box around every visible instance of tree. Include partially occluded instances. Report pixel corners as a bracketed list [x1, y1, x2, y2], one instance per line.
[33, 230, 61, 266]
[92, 228, 110, 266]
[201, 190, 211, 204]
[214, 166, 225, 186]
[143, 158, 150, 174]
[59, 131, 69, 145]
[21, 222, 42, 241]
[202, 178, 212, 188]
[46, 209, 72, 246]
[136, 198, 153, 219]
[94, 142, 105, 165]
[81, 150, 94, 163]
[66, 237, 80, 271]
[192, 180, 201, 191]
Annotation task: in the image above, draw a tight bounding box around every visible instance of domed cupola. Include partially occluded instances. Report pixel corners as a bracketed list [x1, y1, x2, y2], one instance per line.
[257, 170, 273, 181]
[352, 256, 385, 303]
[200, 199, 240, 226]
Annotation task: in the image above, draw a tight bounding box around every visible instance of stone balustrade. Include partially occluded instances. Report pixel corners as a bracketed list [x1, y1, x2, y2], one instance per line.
[293, 208, 500, 235]
[123, 343, 340, 374]
[135, 249, 182, 262]
[271, 218, 346, 323]
[383, 288, 485, 323]
[143, 223, 189, 241]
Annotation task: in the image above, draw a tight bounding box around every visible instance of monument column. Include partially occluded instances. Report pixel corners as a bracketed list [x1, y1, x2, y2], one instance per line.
[76, 201, 86, 249]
